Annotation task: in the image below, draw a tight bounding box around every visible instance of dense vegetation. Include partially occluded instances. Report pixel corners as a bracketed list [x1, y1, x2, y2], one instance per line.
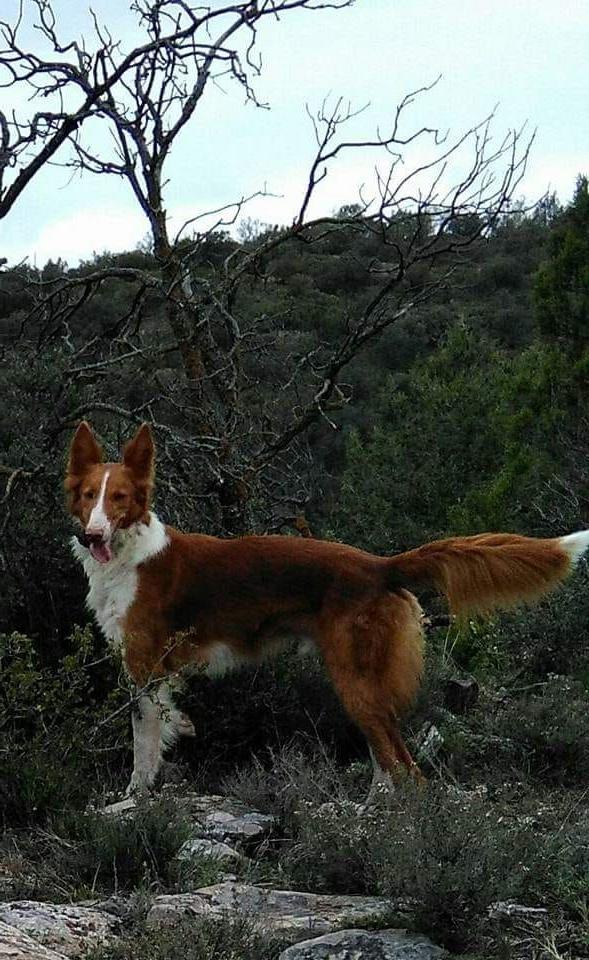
[1, 178, 588, 959]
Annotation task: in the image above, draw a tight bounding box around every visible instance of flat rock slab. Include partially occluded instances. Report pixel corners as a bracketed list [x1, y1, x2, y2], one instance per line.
[99, 793, 227, 820]
[201, 809, 276, 843]
[148, 882, 392, 942]
[96, 796, 138, 819]
[100, 792, 277, 846]
[177, 837, 241, 863]
[0, 902, 120, 958]
[279, 928, 449, 959]
[488, 900, 548, 920]
[0, 920, 67, 960]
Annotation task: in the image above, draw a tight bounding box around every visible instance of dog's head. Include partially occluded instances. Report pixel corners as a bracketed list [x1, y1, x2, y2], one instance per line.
[65, 421, 155, 564]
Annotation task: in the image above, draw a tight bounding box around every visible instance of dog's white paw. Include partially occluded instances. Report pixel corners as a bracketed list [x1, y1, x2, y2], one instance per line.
[176, 712, 196, 738]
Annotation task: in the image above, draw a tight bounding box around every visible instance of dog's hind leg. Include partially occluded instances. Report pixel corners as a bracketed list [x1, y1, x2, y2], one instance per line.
[366, 717, 425, 798]
[320, 591, 425, 799]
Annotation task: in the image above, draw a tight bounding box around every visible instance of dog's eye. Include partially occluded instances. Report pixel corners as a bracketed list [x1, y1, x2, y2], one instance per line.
[112, 492, 126, 503]
[83, 490, 94, 500]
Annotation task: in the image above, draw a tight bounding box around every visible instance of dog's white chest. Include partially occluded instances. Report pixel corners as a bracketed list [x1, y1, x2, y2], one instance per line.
[71, 514, 169, 650]
[85, 561, 138, 649]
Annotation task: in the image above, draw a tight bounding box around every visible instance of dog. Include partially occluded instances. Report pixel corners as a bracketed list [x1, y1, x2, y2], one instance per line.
[66, 420, 589, 794]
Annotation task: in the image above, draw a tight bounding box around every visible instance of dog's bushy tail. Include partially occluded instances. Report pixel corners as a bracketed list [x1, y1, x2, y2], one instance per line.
[386, 530, 589, 616]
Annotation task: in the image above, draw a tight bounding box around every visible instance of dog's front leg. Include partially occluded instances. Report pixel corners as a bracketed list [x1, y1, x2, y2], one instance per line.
[126, 680, 196, 795]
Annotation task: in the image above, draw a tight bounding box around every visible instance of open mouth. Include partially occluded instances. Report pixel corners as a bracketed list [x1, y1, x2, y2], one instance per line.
[89, 539, 113, 564]
[77, 530, 113, 564]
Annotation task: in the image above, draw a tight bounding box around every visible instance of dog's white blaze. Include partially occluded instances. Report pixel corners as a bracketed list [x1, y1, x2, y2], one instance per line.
[71, 513, 169, 650]
[560, 530, 589, 566]
[87, 469, 111, 536]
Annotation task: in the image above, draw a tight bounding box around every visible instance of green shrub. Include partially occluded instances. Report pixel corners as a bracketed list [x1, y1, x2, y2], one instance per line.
[90, 915, 285, 960]
[2, 794, 221, 902]
[491, 677, 589, 784]
[495, 573, 589, 681]
[222, 741, 368, 819]
[273, 774, 577, 953]
[0, 629, 129, 826]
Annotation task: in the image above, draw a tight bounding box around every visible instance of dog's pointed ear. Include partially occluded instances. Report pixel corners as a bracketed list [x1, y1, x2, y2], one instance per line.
[66, 421, 103, 481]
[123, 423, 155, 484]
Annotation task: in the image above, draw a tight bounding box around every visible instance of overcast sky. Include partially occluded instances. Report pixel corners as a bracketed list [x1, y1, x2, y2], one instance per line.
[3, 0, 588, 266]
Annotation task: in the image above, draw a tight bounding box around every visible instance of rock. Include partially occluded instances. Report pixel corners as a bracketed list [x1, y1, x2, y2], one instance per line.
[415, 722, 444, 768]
[443, 677, 479, 714]
[176, 837, 241, 863]
[0, 902, 120, 958]
[488, 901, 548, 920]
[100, 792, 277, 845]
[201, 809, 276, 843]
[0, 920, 68, 959]
[278, 928, 448, 959]
[147, 882, 393, 941]
[98, 796, 138, 819]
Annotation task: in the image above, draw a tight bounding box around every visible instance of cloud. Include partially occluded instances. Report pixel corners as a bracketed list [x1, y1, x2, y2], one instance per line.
[7, 207, 146, 268]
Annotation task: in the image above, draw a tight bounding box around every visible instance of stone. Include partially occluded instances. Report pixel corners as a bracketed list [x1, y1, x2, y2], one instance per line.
[176, 837, 241, 863]
[100, 792, 277, 845]
[0, 920, 67, 960]
[98, 796, 139, 819]
[415, 722, 444, 768]
[487, 901, 548, 920]
[443, 677, 479, 714]
[201, 809, 276, 843]
[278, 928, 448, 959]
[0, 902, 120, 958]
[147, 882, 393, 941]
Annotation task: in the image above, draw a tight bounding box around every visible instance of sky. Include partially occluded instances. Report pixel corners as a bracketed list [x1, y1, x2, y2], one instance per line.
[2, 0, 588, 266]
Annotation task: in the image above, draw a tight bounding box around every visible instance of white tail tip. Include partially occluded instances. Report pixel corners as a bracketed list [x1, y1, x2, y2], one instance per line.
[560, 530, 589, 566]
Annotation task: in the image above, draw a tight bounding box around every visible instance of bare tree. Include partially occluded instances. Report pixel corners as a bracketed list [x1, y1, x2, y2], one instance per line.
[1, 0, 531, 536]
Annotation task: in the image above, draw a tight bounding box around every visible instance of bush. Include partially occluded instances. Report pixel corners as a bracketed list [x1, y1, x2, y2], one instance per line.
[0, 629, 129, 827]
[1, 794, 214, 902]
[90, 915, 285, 960]
[251, 750, 586, 954]
[491, 676, 589, 784]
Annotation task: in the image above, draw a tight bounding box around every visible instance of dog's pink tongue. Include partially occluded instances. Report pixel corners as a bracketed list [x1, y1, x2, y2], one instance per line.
[90, 541, 113, 564]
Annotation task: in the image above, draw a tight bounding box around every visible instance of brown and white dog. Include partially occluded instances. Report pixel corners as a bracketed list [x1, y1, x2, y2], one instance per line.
[66, 421, 589, 794]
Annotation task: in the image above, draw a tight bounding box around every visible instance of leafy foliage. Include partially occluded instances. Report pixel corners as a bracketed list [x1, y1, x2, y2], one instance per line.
[90, 915, 285, 960]
[535, 175, 589, 344]
[0, 630, 127, 826]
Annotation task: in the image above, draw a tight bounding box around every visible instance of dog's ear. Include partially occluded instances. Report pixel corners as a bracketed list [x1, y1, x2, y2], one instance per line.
[123, 423, 155, 485]
[66, 421, 103, 483]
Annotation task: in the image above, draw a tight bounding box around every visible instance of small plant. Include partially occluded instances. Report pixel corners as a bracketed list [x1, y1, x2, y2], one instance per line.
[89, 914, 285, 960]
[0, 629, 129, 827]
[2, 795, 217, 901]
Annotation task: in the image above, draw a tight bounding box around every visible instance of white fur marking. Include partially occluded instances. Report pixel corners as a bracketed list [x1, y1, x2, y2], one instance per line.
[204, 642, 249, 678]
[560, 530, 589, 566]
[130, 694, 162, 792]
[71, 512, 169, 650]
[127, 680, 194, 793]
[88, 469, 111, 537]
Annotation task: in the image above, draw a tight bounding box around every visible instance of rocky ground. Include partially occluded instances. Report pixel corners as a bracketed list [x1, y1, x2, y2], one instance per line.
[0, 790, 452, 960]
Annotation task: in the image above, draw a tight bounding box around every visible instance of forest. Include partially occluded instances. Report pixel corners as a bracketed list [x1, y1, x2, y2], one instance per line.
[1, 2, 589, 959]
